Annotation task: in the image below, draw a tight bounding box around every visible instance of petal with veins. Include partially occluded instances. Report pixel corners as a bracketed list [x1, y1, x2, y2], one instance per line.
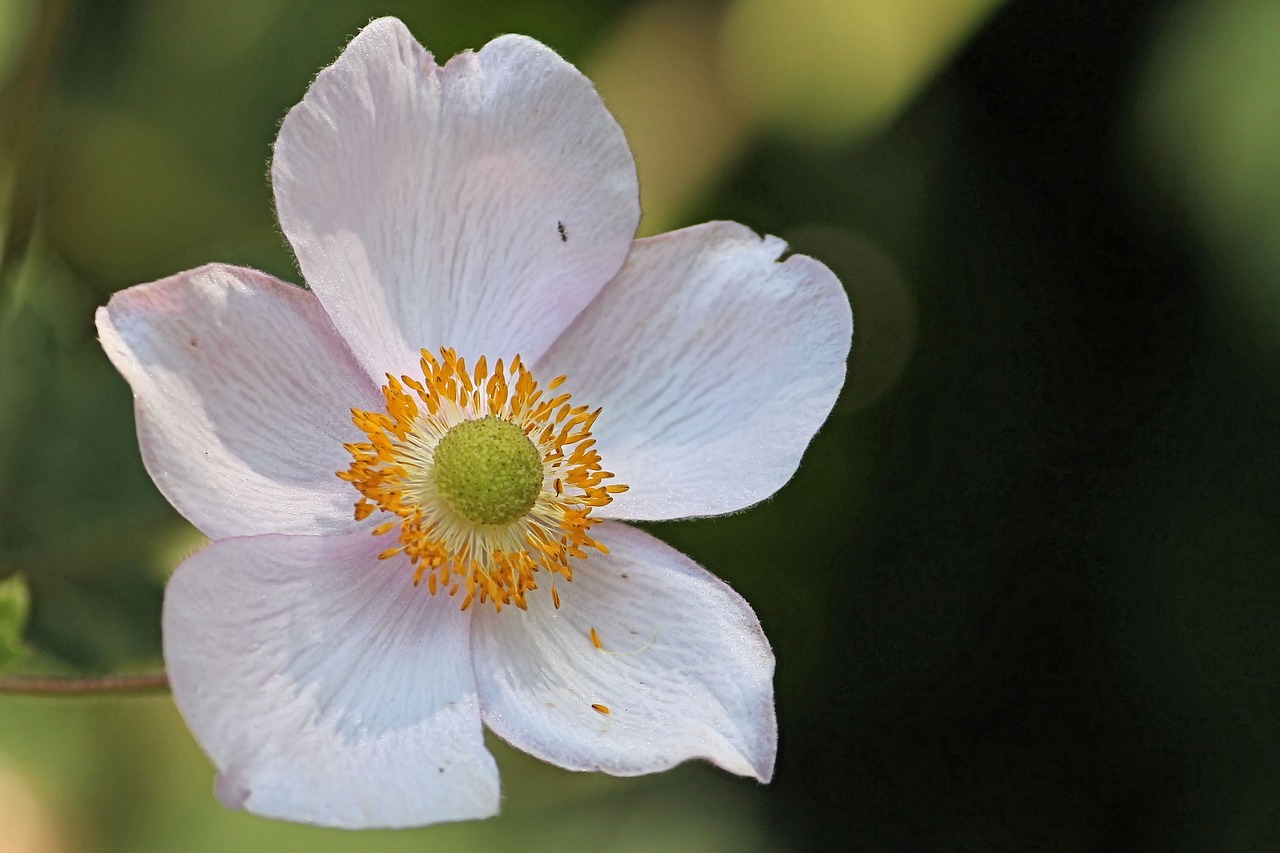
[273, 17, 640, 379]
[537, 221, 852, 520]
[472, 521, 776, 782]
[164, 531, 499, 829]
[96, 265, 380, 540]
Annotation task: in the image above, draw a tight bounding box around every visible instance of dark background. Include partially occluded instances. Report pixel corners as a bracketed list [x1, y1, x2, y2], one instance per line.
[2, 0, 1278, 850]
[763, 0, 1280, 848]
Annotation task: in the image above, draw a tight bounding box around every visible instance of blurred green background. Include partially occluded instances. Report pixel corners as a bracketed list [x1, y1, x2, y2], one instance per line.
[3, 0, 1280, 849]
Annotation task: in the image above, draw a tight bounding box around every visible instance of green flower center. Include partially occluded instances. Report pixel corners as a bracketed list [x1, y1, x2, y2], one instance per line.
[432, 416, 543, 526]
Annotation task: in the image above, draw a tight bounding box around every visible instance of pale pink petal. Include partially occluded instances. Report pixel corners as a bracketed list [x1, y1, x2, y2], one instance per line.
[96, 265, 381, 540]
[272, 17, 640, 379]
[537, 221, 852, 520]
[472, 522, 776, 781]
[164, 531, 499, 829]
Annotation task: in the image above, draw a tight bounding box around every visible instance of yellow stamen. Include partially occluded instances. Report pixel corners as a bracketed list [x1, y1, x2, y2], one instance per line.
[339, 347, 624, 613]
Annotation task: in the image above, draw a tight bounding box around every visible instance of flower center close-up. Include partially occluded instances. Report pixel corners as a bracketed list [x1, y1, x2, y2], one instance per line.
[338, 347, 627, 612]
[432, 416, 543, 526]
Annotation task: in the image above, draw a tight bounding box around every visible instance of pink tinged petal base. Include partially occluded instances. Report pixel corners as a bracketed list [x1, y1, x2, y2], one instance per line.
[272, 17, 641, 379]
[164, 531, 500, 829]
[96, 265, 382, 540]
[471, 522, 776, 782]
[537, 221, 853, 521]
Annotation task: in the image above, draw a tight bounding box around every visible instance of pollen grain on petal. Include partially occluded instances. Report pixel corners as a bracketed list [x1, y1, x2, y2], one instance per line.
[339, 347, 624, 613]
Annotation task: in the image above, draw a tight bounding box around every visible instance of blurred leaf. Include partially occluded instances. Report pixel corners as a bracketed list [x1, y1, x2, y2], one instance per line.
[587, 1, 751, 234]
[720, 0, 1005, 141]
[0, 572, 31, 671]
[1133, 0, 1280, 356]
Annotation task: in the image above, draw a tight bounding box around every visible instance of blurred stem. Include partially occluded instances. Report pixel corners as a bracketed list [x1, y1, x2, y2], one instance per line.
[0, 0, 72, 287]
[0, 672, 169, 696]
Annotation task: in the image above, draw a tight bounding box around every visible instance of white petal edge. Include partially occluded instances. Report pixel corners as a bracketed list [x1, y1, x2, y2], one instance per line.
[96, 265, 382, 540]
[536, 221, 852, 521]
[164, 531, 499, 829]
[472, 522, 776, 781]
[273, 17, 640, 381]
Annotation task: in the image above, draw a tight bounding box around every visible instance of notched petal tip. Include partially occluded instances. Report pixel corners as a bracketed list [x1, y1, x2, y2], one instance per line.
[272, 13, 639, 380]
[537, 220, 852, 521]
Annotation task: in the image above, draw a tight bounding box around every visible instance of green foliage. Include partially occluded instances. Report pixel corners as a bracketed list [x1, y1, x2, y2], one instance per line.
[0, 572, 30, 671]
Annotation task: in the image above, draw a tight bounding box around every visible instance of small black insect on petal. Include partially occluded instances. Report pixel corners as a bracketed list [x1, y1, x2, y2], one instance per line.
[557, 221, 567, 242]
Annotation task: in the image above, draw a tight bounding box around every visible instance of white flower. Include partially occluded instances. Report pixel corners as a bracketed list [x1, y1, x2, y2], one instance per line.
[95, 17, 851, 829]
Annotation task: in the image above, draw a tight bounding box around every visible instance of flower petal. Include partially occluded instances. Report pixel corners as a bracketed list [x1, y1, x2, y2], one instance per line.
[472, 522, 776, 781]
[272, 17, 640, 378]
[537, 221, 852, 520]
[96, 265, 381, 540]
[164, 531, 499, 829]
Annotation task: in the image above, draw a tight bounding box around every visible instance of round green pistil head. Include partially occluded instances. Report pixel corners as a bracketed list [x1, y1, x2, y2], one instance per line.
[432, 416, 543, 526]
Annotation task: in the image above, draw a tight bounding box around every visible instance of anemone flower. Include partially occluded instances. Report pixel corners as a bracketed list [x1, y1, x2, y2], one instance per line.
[96, 17, 851, 829]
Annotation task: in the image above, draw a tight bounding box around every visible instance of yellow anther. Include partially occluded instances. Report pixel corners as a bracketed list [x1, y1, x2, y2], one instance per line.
[338, 347, 625, 613]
